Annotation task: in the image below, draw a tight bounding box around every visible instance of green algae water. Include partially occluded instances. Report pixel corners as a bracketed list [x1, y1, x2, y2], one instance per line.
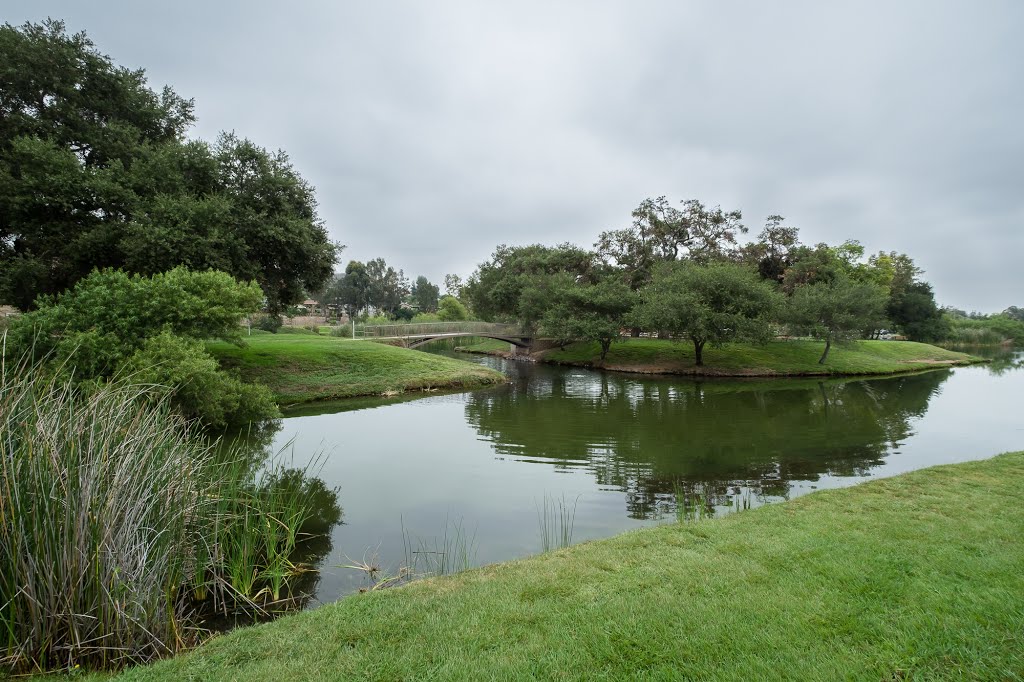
[250, 349, 1024, 605]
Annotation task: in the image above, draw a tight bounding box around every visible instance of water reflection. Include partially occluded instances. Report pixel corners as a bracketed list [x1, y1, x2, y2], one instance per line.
[260, 349, 1022, 605]
[465, 365, 950, 519]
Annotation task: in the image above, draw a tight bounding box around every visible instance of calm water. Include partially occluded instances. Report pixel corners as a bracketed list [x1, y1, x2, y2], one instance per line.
[261, 349, 1024, 606]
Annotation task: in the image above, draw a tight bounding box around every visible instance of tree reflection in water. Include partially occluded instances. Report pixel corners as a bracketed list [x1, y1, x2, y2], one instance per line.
[465, 364, 951, 519]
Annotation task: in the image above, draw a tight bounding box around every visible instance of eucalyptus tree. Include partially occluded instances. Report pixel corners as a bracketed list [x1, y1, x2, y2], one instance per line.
[411, 276, 440, 312]
[365, 258, 409, 317]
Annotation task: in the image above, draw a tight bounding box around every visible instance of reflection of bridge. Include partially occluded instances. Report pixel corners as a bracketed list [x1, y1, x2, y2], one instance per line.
[356, 322, 534, 349]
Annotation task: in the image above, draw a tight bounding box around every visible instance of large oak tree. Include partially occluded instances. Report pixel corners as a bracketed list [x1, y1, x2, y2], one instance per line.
[0, 20, 337, 311]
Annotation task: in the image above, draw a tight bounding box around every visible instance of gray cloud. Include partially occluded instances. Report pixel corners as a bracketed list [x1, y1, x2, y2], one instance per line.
[6, 0, 1022, 310]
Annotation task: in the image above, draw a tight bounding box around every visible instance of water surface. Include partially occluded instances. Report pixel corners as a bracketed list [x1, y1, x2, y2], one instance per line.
[264, 349, 1024, 605]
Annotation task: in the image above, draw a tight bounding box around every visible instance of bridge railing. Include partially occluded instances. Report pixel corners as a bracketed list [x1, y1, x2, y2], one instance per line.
[357, 321, 525, 339]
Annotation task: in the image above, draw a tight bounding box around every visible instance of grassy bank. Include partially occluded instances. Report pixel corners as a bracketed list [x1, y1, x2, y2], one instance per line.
[102, 451, 1024, 680]
[209, 330, 505, 404]
[462, 338, 980, 376]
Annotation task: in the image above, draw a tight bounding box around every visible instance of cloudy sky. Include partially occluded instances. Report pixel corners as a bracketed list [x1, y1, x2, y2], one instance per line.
[7, 1, 1023, 310]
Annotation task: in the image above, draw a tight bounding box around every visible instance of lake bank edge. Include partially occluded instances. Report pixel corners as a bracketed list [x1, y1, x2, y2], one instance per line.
[457, 337, 985, 378]
[103, 450, 1024, 681]
[209, 332, 508, 406]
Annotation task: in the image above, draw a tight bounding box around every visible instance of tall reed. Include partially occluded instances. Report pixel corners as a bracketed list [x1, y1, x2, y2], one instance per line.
[537, 494, 579, 552]
[0, 356, 340, 673]
[0, 359, 218, 671]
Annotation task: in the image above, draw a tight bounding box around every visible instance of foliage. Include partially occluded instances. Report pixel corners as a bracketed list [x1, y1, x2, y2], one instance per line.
[0, 20, 337, 311]
[443, 273, 464, 298]
[253, 313, 283, 333]
[595, 196, 747, 289]
[632, 261, 780, 365]
[784, 277, 888, 363]
[739, 215, 800, 282]
[121, 332, 279, 428]
[539, 272, 636, 364]
[464, 243, 595, 329]
[411, 275, 440, 312]
[886, 281, 948, 342]
[437, 295, 469, 321]
[1004, 305, 1024, 322]
[5, 267, 276, 426]
[325, 260, 371, 318]
[942, 314, 1024, 347]
[366, 257, 409, 317]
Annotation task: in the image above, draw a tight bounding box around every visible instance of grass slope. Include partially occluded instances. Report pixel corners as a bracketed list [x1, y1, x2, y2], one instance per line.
[466, 338, 980, 377]
[110, 452, 1024, 681]
[209, 330, 505, 404]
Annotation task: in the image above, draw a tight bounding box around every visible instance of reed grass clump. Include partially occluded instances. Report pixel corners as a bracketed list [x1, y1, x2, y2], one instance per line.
[0, 361, 218, 671]
[0, 358, 339, 674]
[537, 494, 579, 552]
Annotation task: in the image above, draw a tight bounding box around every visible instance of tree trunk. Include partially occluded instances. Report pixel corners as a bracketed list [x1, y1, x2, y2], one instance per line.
[630, 327, 641, 337]
[599, 339, 612, 366]
[818, 335, 832, 364]
[693, 338, 706, 366]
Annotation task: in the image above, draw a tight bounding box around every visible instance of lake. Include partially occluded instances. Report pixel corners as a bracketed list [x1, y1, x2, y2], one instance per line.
[259, 348, 1024, 606]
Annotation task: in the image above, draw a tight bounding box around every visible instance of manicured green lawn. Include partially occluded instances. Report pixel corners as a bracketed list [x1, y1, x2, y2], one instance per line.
[104, 452, 1024, 681]
[209, 330, 505, 404]
[462, 338, 980, 376]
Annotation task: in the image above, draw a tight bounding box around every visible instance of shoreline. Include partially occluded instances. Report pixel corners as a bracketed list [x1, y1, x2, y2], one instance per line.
[457, 338, 985, 379]
[209, 331, 507, 405]
[103, 450, 1024, 681]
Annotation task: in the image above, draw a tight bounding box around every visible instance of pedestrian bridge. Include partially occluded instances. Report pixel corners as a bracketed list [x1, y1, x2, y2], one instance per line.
[355, 322, 533, 349]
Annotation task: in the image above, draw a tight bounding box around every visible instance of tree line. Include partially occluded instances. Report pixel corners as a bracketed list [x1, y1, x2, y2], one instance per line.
[461, 197, 948, 365]
[317, 259, 468, 322]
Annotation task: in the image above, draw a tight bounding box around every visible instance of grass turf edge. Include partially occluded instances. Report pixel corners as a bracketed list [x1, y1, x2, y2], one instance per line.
[108, 450, 1024, 681]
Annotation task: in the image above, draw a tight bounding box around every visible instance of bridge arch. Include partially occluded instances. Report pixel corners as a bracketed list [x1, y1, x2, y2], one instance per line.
[405, 333, 531, 349]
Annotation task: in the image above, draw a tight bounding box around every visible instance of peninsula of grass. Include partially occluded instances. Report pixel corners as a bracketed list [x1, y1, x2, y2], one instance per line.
[100, 451, 1023, 681]
[209, 329, 505, 404]
[462, 337, 980, 377]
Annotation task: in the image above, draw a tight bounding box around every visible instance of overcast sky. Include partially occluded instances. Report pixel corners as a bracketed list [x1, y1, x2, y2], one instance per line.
[7, 1, 1023, 310]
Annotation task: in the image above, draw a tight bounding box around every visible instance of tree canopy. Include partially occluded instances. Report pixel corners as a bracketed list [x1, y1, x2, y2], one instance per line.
[631, 261, 780, 365]
[0, 20, 338, 311]
[596, 196, 748, 290]
[411, 276, 440, 312]
[783, 276, 889, 364]
[539, 271, 636, 364]
[464, 243, 594, 330]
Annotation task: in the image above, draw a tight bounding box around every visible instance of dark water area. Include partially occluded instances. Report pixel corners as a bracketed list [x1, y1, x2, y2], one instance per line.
[254, 348, 1024, 607]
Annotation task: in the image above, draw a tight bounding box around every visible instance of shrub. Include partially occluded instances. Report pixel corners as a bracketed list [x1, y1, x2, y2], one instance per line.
[253, 313, 283, 333]
[4, 267, 275, 428]
[120, 333, 279, 428]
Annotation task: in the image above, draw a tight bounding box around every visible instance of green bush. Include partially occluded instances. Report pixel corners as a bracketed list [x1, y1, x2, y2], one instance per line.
[120, 333, 279, 428]
[253, 313, 283, 333]
[5, 267, 276, 428]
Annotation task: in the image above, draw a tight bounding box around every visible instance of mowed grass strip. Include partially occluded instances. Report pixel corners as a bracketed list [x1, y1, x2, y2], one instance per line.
[209, 331, 505, 403]
[536, 338, 980, 376]
[111, 452, 1024, 681]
